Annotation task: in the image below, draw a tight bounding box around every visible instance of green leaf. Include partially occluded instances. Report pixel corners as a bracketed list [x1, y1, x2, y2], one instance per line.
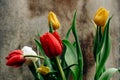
[93, 26, 100, 61]
[37, 30, 41, 37]
[98, 68, 120, 80]
[93, 26, 103, 61]
[62, 39, 79, 80]
[94, 17, 112, 79]
[71, 11, 83, 80]
[34, 39, 45, 56]
[93, 26, 103, 70]
[63, 64, 78, 71]
[65, 26, 72, 39]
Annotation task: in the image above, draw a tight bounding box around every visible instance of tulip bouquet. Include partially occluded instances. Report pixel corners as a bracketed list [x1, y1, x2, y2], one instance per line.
[6, 7, 120, 80]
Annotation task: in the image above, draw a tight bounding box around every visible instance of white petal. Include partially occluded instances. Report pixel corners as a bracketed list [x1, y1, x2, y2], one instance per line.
[21, 46, 38, 63]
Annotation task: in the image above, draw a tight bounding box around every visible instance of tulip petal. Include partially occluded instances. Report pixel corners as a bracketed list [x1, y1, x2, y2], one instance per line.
[52, 31, 63, 48]
[6, 50, 23, 60]
[6, 55, 25, 67]
[48, 11, 60, 30]
[94, 7, 109, 26]
[22, 46, 38, 62]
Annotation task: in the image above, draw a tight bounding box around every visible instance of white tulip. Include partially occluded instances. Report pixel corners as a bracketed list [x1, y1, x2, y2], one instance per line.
[21, 46, 38, 64]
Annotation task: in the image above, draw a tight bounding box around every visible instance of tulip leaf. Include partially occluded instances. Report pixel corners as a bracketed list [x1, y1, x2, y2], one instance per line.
[98, 68, 120, 80]
[94, 17, 112, 79]
[63, 64, 78, 71]
[37, 31, 41, 37]
[93, 26, 103, 61]
[62, 39, 79, 80]
[93, 26, 103, 70]
[65, 26, 72, 39]
[71, 11, 83, 80]
[93, 26, 100, 61]
[34, 39, 45, 56]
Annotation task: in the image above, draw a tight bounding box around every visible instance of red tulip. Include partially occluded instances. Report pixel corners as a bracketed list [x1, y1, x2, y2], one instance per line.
[40, 31, 63, 58]
[6, 50, 26, 67]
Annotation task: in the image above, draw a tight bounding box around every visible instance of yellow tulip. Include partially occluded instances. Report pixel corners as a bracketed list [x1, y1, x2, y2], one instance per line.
[37, 65, 50, 75]
[94, 7, 109, 27]
[48, 11, 60, 30]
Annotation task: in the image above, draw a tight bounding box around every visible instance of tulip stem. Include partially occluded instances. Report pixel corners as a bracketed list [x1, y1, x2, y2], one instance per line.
[49, 21, 53, 33]
[24, 55, 44, 60]
[55, 57, 66, 80]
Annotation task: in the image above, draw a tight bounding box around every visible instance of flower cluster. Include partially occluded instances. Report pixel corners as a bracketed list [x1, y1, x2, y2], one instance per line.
[5, 7, 119, 80]
[6, 46, 38, 67]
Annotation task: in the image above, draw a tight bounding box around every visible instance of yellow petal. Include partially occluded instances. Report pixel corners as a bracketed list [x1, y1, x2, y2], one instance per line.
[37, 65, 50, 75]
[48, 11, 60, 30]
[94, 7, 109, 26]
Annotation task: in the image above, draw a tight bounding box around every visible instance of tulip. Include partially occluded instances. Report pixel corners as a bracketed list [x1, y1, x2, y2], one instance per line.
[48, 11, 60, 30]
[6, 50, 25, 67]
[37, 65, 50, 75]
[94, 7, 109, 27]
[21, 46, 38, 63]
[40, 31, 63, 58]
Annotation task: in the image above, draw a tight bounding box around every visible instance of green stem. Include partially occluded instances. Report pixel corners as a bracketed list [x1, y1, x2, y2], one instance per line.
[24, 55, 44, 60]
[28, 61, 41, 80]
[49, 21, 54, 33]
[55, 57, 66, 80]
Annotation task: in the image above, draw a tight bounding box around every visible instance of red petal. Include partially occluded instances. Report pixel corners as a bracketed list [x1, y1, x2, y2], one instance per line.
[6, 50, 23, 60]
[6, 55, 25, 67]
[40, 33, 51, 57]
[52, 31, 63, 48]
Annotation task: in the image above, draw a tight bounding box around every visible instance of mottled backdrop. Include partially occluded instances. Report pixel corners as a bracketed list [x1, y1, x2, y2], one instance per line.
[0, 0, 120, 80]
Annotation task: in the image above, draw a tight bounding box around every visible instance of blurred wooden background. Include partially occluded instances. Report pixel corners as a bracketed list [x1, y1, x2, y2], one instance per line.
[0, 0, 120, 80]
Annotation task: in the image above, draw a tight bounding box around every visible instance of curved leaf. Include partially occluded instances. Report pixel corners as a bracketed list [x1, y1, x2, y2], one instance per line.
[62, 39, 79, 80]
[98, 68, 120, 80]
[93, 26, 102, 61]
[71, 11, 83, 80]
[65, 26, 72, 39]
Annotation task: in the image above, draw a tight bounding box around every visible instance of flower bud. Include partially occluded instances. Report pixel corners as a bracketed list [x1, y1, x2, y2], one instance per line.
[37, 65, 50, 75]
[21, 46, 38, 64]
[48, 11, 60, 30]
[94, 7, 109, 26]
[6, 50, 25, 67]
[40, 32, 63, 58]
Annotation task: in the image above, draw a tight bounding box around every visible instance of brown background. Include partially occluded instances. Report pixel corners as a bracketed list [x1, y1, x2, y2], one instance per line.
[0, 0, 120, 80]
